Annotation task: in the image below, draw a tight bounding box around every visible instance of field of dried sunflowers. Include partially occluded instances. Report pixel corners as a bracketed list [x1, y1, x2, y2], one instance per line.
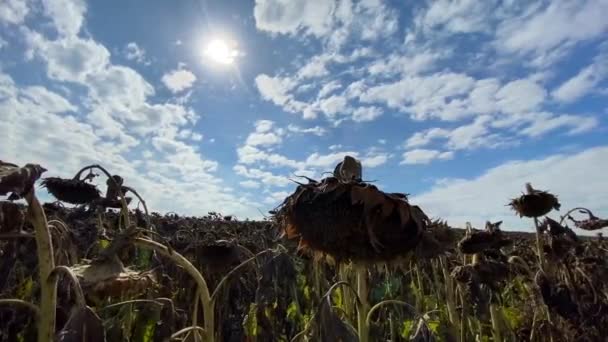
[1, 160, 607, 342]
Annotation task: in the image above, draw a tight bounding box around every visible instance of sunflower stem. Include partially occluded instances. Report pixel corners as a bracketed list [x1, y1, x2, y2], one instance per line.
[356, 265, 370, 342]
[24, 189, 57, 342]
[132, 238, 214, 342]
[533, 217, 546, 271]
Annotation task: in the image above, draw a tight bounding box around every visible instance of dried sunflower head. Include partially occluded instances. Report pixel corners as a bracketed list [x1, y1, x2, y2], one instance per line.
[0, 161, 46, 197]
[457, 224, 512, 255]
[42, 177, 101, 204]
[509, 183, 560, 218]
[568, 209, 608, 231]
[273, 178, 428, 262]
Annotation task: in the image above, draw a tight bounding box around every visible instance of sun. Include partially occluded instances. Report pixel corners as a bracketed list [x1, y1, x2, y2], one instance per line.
[204, 39, 238, 65]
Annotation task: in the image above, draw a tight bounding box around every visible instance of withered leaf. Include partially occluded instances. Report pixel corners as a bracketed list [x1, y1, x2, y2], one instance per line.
[0, 161, 46, 197]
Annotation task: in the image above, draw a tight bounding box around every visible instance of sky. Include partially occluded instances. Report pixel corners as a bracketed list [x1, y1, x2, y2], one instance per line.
[0, 0, 607, 232]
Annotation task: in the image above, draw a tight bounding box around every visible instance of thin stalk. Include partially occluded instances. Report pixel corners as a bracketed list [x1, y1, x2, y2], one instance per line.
[192, 288, 201, 342]
[489, 303, 503, 342]
[25, 189, 56, 342]
[132, 238, 214, 342]
[440, 256, 461, 340]
[533, 217, 545, 271]
[356, 265, 370, 342]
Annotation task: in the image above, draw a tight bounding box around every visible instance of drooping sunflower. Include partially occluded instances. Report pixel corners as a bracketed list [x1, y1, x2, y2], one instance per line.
[509, 183, 560, 218]
[272, 176, 429, 262]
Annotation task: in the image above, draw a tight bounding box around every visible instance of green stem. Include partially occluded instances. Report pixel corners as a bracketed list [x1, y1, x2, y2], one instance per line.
[132, 238, 214, 342]
[25, 189, 56, 342]
[356, 265, 370, 342]
[489, 303, 503, 342]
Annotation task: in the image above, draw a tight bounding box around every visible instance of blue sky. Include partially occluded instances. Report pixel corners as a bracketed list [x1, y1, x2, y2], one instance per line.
[1, 0, 607, 231]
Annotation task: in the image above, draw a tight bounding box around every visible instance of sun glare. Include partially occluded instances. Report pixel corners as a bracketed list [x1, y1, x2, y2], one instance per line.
[204, 39, 238, 65]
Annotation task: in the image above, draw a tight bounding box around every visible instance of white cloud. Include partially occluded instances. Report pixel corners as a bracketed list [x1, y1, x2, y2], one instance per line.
[25, 32, 111, 83]
[124, 42, 148, 64]
[234, 165, 291, 187]
[161, 68, 197, 93]
[518, 113, 598, 137]
[368, 51, 443, 76]
[0, 0, 30, 25]
[362, 153, 389, 167]
[496, 0, 608, 58]
[264, 191, 292, 205]
[254, 119, 275, 133]
[318, 95, 347, 117]
[21, 86, 76, 113]
[298, 55, 330, 79]
[418, 0, 497, 34]
[412, 146, 608, 231]
[496, 79, 546, 114]
[552, 52, 608, 103]
[245, 132, 283, 146]
[401, 149, 454, 165]
[42, 0, 86, 37]
[405, 128, 449, 148]
[254, 0, 336, 37]
[305, 151, 358, 169]
[317, 80, 342, 98]
[240, 180, 261, 189]
[352, 106, 382, 122]
[287, 124, 327, 136]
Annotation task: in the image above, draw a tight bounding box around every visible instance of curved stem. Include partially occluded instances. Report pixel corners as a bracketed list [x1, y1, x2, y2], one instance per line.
[73, 164, 131, 228]
[24, 189, 56, 342]
[0, 299, 41, 318]
[132, 238, 214, 342]
[211, 249, 272, 301]
[99, 299, 163, 312]
[366, 300, 416, 326]
[122, 186, 151, 229]
[48, 265, 86, 309]
[559, 207, 594, 225]
[169, 326, 206, 341]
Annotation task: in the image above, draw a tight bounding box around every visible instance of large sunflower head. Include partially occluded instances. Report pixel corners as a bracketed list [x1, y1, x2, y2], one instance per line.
[272, 176, 429, 262]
